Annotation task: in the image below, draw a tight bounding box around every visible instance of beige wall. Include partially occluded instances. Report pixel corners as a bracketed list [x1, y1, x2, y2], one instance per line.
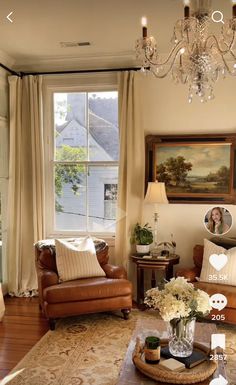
[137, 74, 236, 270]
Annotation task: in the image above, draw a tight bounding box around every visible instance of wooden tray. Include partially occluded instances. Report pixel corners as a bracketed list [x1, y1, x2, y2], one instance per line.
[132, 338, 217, 384]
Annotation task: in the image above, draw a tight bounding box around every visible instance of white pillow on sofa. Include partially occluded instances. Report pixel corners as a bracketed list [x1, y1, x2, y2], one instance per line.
[199, 238, 236, 286]
[55, 237, 106, 282]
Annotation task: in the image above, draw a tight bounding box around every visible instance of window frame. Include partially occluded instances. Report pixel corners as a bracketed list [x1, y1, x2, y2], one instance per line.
[43, 73, 118, 239]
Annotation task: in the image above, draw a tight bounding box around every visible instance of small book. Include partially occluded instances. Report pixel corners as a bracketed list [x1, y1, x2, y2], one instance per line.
[161, 346, 207, 369]
[159, 358, 185, 372]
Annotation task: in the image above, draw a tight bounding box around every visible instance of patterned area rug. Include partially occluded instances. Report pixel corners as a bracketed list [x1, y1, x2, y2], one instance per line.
[3, 311, 236, 385]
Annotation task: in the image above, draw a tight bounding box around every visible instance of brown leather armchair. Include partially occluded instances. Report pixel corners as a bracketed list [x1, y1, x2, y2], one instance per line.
[35, 239, 132, 330]
[176, 237, 236, 324]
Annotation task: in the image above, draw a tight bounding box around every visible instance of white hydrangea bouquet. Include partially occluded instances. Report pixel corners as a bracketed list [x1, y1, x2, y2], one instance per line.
[144, 277, 212, 357]
[145, 276, 211, 321]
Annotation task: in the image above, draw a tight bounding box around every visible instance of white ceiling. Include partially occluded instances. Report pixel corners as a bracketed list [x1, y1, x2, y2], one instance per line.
[0, 0, 232, 71]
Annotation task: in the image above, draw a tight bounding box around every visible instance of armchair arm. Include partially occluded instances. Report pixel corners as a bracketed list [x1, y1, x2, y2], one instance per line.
[37, 269, 59, 305]
[102, 263, 127, 279]
[175, 267, 201, 283]
[39, 269, 59, 289]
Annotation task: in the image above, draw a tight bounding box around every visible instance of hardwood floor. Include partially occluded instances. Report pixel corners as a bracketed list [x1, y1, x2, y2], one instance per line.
[0, 296, 48, 380]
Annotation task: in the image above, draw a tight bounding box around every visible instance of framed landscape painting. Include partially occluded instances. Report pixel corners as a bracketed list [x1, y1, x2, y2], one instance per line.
[145, 134, 236, 203]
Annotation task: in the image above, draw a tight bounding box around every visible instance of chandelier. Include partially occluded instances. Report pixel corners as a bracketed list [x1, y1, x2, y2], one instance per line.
[135, 0, 236, 102]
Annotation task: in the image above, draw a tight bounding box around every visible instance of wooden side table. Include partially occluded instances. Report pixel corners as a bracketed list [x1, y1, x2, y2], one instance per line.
[131, 254, 180, 307]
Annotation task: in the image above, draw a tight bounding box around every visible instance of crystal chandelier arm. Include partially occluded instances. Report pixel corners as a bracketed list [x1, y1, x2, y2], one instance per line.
[147, 47, 187, 79]
[220, 33, 236, 51]
[144, 40, 184, 66]
[186, 28, 190, 44]
[220, 54, 236, 75]
[205, 31, 236, 55]
[229, 50, 236, 61]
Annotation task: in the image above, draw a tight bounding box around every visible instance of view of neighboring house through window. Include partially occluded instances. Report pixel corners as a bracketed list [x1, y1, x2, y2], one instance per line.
[54, 91, 119, 233]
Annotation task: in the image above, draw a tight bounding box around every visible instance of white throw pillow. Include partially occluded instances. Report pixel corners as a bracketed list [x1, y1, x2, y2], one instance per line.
[199, 239, 236, 286]
[55, 237, 106, 282]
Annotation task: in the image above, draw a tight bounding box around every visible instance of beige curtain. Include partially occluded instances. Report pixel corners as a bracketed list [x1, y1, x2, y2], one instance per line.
[115, 71, 145, 268]
[7, 75, 45, 296]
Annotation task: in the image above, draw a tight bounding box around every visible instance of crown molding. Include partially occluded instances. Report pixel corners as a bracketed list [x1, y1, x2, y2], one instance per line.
[10, 49, 174, 73]
[0, 49, 15, 69]
[13, 50, 137, 72]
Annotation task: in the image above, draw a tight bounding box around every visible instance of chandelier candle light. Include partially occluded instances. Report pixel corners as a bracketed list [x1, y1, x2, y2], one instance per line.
[136, 0, 236, 102]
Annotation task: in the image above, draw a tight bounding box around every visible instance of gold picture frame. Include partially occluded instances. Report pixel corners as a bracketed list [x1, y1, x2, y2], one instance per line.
[145, 134, 236, 204]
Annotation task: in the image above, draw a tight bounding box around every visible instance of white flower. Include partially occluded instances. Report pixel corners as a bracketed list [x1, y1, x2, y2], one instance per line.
[193, 289, 212, 315]
[158, 293, 191, 322]
[144, 277, 212, 322]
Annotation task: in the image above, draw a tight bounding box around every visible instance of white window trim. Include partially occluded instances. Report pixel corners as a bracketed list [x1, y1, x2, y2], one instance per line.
[43, 72, 118, 240]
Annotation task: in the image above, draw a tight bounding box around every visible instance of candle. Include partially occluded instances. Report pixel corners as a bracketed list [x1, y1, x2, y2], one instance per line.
[183, 0, 190, 18]
[232, 0, 236, 17]
[184, 6, 190, 17]
[144, 336, 160, 364]
[233, 5, 236, 18]
[141, 16, 147, 38]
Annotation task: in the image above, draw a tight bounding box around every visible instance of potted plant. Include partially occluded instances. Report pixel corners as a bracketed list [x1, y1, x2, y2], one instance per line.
[131, 223, 153, 254]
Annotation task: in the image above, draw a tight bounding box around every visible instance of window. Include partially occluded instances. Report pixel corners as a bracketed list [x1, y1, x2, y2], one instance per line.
[47, 86, 119, 235]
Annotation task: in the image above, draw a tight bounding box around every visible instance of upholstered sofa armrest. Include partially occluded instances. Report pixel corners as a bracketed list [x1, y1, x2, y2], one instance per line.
[175, 267, 201, 283]
[39, 269, 59, 289]
[102, 263, 127, 279]
[37, 269, 59, 310]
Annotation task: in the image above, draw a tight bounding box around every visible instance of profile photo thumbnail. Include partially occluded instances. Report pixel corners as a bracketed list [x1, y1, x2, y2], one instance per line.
[204, 207, 232, 235]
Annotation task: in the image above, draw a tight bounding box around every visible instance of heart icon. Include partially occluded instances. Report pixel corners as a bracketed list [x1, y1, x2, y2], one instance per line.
[209, 254, 228, 271]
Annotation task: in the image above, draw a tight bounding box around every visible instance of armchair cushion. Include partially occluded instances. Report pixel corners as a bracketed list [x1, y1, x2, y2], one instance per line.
[55, 238, 105, 282]
[44, 277, 131, 304]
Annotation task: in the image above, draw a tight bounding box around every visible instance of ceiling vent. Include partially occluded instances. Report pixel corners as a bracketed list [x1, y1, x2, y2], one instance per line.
[60, 41, 91, 48]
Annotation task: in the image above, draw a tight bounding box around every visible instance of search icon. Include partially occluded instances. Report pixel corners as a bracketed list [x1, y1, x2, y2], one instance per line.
[211, 10, 224, 24]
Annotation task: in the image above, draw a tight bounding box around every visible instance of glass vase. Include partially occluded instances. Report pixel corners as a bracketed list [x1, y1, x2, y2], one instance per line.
[167, 317, 196, 357]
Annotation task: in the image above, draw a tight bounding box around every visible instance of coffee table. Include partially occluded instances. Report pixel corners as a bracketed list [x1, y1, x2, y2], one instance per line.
[116, 318, 227, 385]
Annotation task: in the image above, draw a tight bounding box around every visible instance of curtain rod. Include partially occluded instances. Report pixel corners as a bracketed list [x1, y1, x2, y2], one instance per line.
[0, 63, 21, 76]
[0, 63, 141, 77]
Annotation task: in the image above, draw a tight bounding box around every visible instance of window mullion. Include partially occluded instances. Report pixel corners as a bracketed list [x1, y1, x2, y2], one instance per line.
[53, 161, 119, 167]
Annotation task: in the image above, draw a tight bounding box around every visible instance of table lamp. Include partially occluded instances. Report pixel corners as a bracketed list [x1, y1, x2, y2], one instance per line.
[144, 180, 169, 257]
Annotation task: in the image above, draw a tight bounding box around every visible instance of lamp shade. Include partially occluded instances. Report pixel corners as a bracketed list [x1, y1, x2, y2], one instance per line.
[145, 181, 169, 204]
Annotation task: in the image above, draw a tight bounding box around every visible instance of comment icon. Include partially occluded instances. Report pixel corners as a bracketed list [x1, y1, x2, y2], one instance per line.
[210, 293, 227, 311]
